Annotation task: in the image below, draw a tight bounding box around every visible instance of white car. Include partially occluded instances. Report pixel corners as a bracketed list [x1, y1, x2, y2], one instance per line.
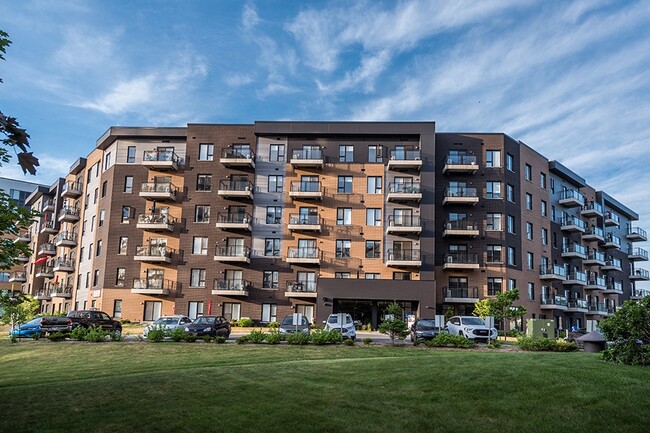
[325, 313, 356, 341]
[446, 316, 497, 341]
[143, 315, 193, 337]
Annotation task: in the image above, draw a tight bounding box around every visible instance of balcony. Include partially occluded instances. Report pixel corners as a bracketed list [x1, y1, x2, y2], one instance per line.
[631, 289, 650, 300]
[139, 182, 178, 201]
[566, 299, 589, 313]
[442, 187, 478, 206]
[561, 244, 587, 260]
[220, 148, 255, 168]
[563, 271, 587, 286]
[601, 257, 622, 271]
[50, 285, 73, 299]
[142, 149, 180, 171]
[290, 148, 324, 168]
[137, 213, 177, 232]
[558, 216, 587, 233]
[287, 214, 321, 232]
[33, 290, 51, 301]
[626, 226, 647, 242]
[386, 249, 422, 267]
[134, 245, 174, 263]
[61, 181, 83, 198]
[131, 277, 175, 295]
[604, 281, 623, 295]
[442, 155, 478, 174]
[540, 295, 568, 311]
[442, 220, 479, 237]
[58, 207, 80, 223]
[386, 215, 422, 234]
[218, 180, 254, 200]
[387, 149, 422, 171]
[602, 233, 621, 249]
[539, 265, 567, 281]
[386, 182, 422, 202]
[52, 258, 75, 273]
[628, 247, 649, 261]
[581, 201, 604, 218]
[40, 220, 58, 234]
[55, 231, 77, 248]
[604, 212, 620, 227]
[558, 189, 585, 208]
[630, 268, 650, 281]
[285, 281, 318, 298]
[16, 254, 29, 263]
[584, 276, 606, 291]
[286, 247, 321, 265]
[443, 253, 479, 270]
[214, 245, 251, 263]
[288, 181, 323, 200]
[584, 251, 606, 266]
[14, 231, 30, 243]
[35, 266, 54, 278]
[37, 243, 56, 256]
[8, 272, 26, 283]
[216, 213, 253, 231]
[582, 226, 604, 242]
[212, 279, 250, 297]
[586, 303, 608, 316]
[444, 287, 479, 304]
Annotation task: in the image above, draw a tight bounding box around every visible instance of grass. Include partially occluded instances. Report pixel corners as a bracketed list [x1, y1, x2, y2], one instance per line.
[1, 341, 649, 433]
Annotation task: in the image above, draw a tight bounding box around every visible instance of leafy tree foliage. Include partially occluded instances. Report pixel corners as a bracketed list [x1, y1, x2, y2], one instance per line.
[0, 291, 39, 328]
[600, 297, 650, 365]
[473, 289, 527, 340]
[378, 302, 408, 345]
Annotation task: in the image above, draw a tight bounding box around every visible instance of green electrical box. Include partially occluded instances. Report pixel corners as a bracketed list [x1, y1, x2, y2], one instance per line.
[526, 319, 555, 339]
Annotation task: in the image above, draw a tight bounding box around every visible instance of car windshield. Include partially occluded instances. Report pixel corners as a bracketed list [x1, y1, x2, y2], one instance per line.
[461, 317, 486, 326]
[154, 317, 178, 325]
[416, 320, 437, 329]
[193, 317, 215, 325]
[328, 314, 352, 325]
[281, 315, 308, 326]
[27, 317, 42, 325]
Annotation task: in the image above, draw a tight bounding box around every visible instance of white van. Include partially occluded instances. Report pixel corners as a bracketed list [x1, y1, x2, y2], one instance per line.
[325, 313, 356, 341]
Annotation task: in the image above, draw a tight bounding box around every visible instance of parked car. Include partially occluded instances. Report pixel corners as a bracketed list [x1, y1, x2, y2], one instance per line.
[410, 318, 441, 342]
[184, 315, 231, 338]
[143, 315, 193, 337]
[279, 314, 310, 335]
[9, 317, 43, 338]
[446, 316, 497, 341]
[324, 313, 356, 341]
[40, 310, 122, 335]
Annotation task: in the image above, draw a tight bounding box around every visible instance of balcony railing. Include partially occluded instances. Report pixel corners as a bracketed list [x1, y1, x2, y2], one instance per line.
[559, 189, 585, 206]
[581, 201, 604, 217]
[35, 266, 54, 278]
[213, 279, 251, 296]
[286, 280, 317, 293]
[442, 220, 479, 237]
[602, 257, 622, 270]
[143, 149, 181, 170]
[630, 268, 650, 280]
[287, 247, 320, 259]
[583, 226, 604, 241]
[605, 212, 620, 226]
[605, 281, 623, 293]
[539, 265, 567, 279]
[387, 249, 422, 262]
[628, 247, 649, 261]
[134, 245, 174, 262]
[564, 271, 588, 284]
[288, 214, 321, 231]
[387, 149, 422, 170]
[627, 226, 648, 242]
[587, 303, 608, 314]
[603, 233, 621, 248]
[584, 251, 606, 264]
[137, 213, 177, 231]
[561, 244, 587, 257]
[40, 220, 57, 233]
[132, 277, 175, 294]
[442, 186, 478, 205]
[443, 155, 478, 174]
[58, 206, 80, 221]
[49, 284, 73, 298]
[140, 182, 179, 200]
[216, 213, 253, 231]
[61, 181, 83, 197]
[214, 245, 251, 262]
[42, 199, 55, 211]
[567, 299, 588, 310]
[585, 275, 606, 289]
[8, 271, 27, 282]
[38, 243, 56, 255]
[541, 295, 568, 307]
[445, 253, 479, 265]
[291, 149, 323, 160]
[55, 231, 78, 246]
[558, 216, 587, 231]
[52, 257, 75, 272]
[387, 215, 421, 227]
[444, 287, 479, 301]
[34, 290, 52, 300]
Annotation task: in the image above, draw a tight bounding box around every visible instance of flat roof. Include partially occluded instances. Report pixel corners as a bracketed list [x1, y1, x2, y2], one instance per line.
[96, 127, 187, 150]
[254, 121, 435, 136]
[598, 191, 638, 220]
[548, 160, 586, 188]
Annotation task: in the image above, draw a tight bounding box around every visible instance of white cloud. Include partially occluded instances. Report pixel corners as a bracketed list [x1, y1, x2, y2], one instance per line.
[225, 74, 254, 88]
[0, 153, 72, 186]
[53, 26, 117, 71]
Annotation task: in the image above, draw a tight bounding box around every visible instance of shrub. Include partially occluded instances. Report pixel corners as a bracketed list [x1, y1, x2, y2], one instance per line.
[120, 319, 132, 324]
[109, 331, 123, 342]
[236, 335, 249, 344]
[516, 336, 577, 352]
[426, 333, 477, 348]
[378, 302, 408, 345]
[9, 334, 17, 344]
[201, 335, 214, 343]
[328, 330, 343, 344]
[600, 297, 650, 365]
[499, 329, 523, 338]
[265, 332, 281, 345]
[170, 327, 186, 342]
[85, 326, 108, 342]
[146, 326, 167, 342]
[184, 335, 198, 343]
[487, 341, 503, 349]
[31, 332, 41, 340]
[362, 337, 373, 346]
[310, 328, 340, 345]
[267, 321, 279, 330]
[214, 336, 227, 344]
[247, 329, 267, 344]
[344, 338, 355, 346]
[71, 326, 88, 341]
[47, 331, 67, 342]
[285, 332, 310, 345]
[237, 317, 255, 327]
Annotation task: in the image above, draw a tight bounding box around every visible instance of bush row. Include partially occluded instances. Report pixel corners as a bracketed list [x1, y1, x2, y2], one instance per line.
[236, 329, 347, 346]
[146, 326, 226, 343]
[516, 336, 578, 352]
[413, 333, 478, 348]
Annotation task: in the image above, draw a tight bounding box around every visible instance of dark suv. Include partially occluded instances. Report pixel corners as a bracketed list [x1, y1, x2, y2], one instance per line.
[184, 315, 231, 337]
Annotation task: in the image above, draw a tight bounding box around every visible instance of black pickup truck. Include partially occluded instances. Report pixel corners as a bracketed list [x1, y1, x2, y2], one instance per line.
[40, 310, 122, 335]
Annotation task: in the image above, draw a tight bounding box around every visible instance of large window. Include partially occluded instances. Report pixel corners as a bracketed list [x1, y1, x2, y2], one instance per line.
[266, 206, 282, 224]
[127, 146, 136, 163]
[336, 240, 351, 258]
[505, 153, 514, 171]
[124, 176, 133, 193]
[113, 300, 123, 318]
[195, 205, 210, 223]
[540, 172, 547, 189]
[115, 268, 125, 287]
[192, 237, 208, 255]
[365, 241, 381, 259]
[541, 200, 548, 217]
[486, 181, 501, 199]
[485, 150, 501, 168]
[366, 208, 381, 226]
[198, 143, 214, 161]
[486, 245, 502, 263]
[367, 176, 382, 194]
[268, 175, 283, 193]
[486, 213, 502, 231]
[525, 193, 533, 210]
[262, 304, 278, 323]
[188, 301, 204, 320]
[526, 222, 533, 240]
[337, 208, 352, 225]
[507, 215, 516, 234]
[339, 145, 354, 162]
[506, 184, 515, 202]
[541, 228, 548, 245]
[368, 145, 382, 163]
[118, 237, 128, 255]
[190, 269, 206, 288]
[337, 176, 353, 193]
[197, 174, 212, 191]
[144, 301, 162, 321]
[528, 283, 535, 301]
[269, 144, 284, 162]
[527, 252, 534, 270]
[264, 238, 280, 257]
[488, 278, 502, 296]
[223, 302, 241, 321]
[263, 271, 279, 289]
[524, 164, 532, 181]
[507, 246, 516, 266]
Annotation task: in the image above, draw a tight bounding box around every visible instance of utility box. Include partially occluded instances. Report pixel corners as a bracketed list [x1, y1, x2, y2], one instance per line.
[526, 319, 555, 339]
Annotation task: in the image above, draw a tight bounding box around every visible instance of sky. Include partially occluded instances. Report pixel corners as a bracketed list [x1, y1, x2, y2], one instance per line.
[1, 1, 649, 241]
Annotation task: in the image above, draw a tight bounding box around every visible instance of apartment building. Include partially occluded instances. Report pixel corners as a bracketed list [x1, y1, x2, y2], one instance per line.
[18, 122, 649, 331]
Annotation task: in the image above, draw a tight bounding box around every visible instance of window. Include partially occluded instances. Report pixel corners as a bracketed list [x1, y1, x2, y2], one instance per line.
[96, 240, 102, 257]
[485, 150, 501, 168]
[266, 206, 282, 224]
[192, 237, 208, 255]
[337, 176, 353, 193]
[95, 161, 100, 177]
[144, 301, 163, 322]
[525, 193, 533, 210]
[507, 215, 516, 234]
[541, 200, 548, 217]
[195, 205, 210, 223]
[365, 273, 381, 279]
[540, 172, 547, 189]
[118, 237, 128, 255]
[486, 213, 502, 231]
[264, 238, 280, 257]
[550, 178, 555, 193]
[269, 144, 284, 162]
[335, 272, 351, 278]
[336, 239, 351, 258]
[85, 193, 89, 210]
[486, 245, 502, 263]
[528, 283, 535, 301]
[101, 181, 107, 198]
[393, 272, 411, 280]
[99, 210, 105, 227]
[124, 176, 133, 193]
[0, 272, 8, 282]
[127, 146, 136, 163]
[508, 278, 516, 291]
[541, 228, 548, 245]
[339, 145, 353, 162]
[367, 176, 382, 194]
[507, 246, 516, 266]
[525, 164, 532, 181]
[85, 272, 90, 288]
[365, 241, 381, 259]
[188, 301, 204, 320]
[88, 245, 92, 260]
[527, 252, 534, 270]
[366, 208, 382, 226]
[262, 271, 279, 289]
[121, 206, 131, 223]
[368, 145, 382, 163]
[268, 175, 283, 193]
[506, 184, 515, 202]
[190, 269, 206, 288]
[104, 152, 112, 170]
[488, 278, 502, 296]
[80, 247, 84, 261]
[526, 222, 533, 240]
[223, 303, 241, 321]
[506, 153, 514, 171]
[94, 188, 98, 204]
[551, 205, 556, 221]
[198, 143, 214, 161]
[486, 181, 501, 199]
[262, 304, 278, 323]
[337, 208, 352, 225]
[196, 174, 212, 191]
[113, 300, 122, 318]
[115, 268, 125, 287]
[93, 269, 100, 286]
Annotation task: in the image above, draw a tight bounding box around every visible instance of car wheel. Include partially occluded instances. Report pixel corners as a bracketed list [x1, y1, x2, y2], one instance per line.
[458, 331, 464, 337]
[114, 327, 122, 337]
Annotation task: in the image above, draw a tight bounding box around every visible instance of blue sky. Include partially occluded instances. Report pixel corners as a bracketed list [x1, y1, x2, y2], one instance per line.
[1, 0, 650, 233]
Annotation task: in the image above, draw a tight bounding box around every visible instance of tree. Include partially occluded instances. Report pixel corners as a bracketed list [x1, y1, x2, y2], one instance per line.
[378, 302, 408, 345]
[473, 289, 527, 340]
[0, 291, 39, 332]
[600, 297, 650, 365]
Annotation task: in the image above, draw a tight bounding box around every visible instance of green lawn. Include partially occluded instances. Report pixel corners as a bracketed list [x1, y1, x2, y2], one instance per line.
[1, 341, 648, 433]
